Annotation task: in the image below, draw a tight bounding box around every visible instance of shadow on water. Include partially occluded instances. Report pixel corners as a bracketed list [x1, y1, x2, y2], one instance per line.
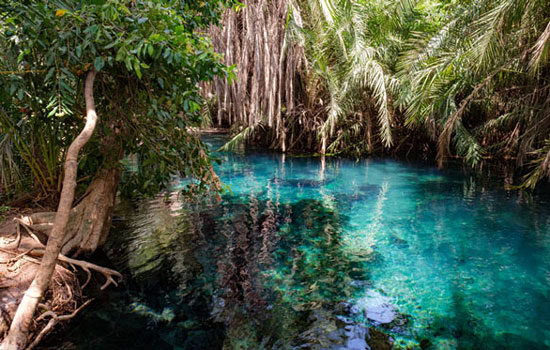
[50, 137, 550, 350]
[426, 283, 547, 350]
[51, 192, 385, 350]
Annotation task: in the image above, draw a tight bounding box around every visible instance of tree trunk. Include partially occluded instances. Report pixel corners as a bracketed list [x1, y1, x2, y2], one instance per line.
[62, 166, 121, 256]
[1, 71, 99, 350]
[18, 166, 121, 256]
[25, 132, 123, 256]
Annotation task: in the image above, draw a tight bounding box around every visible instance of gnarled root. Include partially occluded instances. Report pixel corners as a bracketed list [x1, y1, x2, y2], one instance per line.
[26, 299, 93, 350]
[0, 248, 81, 344]
[27, 249, 122, 290]
[0, 218, 122, 346]
[13, 167, 121, 257]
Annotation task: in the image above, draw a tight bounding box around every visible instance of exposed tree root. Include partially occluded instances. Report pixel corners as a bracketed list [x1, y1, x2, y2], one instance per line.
[26, 299, 93, 350]
[27, 250, 122, 291]
[0, 216, 122, 347]
[11, 218, 123, 290]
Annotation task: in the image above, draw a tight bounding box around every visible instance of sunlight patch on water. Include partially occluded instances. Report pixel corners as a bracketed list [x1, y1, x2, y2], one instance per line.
[60, 135, 550, 350]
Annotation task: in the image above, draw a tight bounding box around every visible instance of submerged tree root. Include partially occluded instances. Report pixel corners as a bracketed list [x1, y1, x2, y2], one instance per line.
[0, 217, 122, 347]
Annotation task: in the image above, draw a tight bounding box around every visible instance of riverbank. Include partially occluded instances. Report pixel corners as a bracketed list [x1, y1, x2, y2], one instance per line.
[0, 208, 122, 348]
[3, 132, 549, 349]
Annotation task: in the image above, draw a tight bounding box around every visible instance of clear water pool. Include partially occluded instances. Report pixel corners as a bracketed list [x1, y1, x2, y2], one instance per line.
[56, 134, 550, 350]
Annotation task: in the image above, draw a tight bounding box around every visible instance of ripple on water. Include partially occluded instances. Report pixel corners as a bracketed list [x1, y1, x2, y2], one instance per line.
[58, 137, 550, 350]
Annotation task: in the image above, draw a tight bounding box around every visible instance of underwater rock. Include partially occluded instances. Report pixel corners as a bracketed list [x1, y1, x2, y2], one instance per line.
[383, 312, 410, 335]
[343, 324, 369, 350]
[355, 291, 396, 324]
[366, 305, 395, 324]
[419, 338, 431, 349]
[275, 178, 329, 188]
[160, 307, 176, 322]
[389, 235, 409, 249]
[366, 328, 394, 350]
[294, 308, 347, 349]
[129, 302, 176, 323]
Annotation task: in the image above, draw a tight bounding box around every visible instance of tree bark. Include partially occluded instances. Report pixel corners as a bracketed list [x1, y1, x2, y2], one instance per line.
[62, 166, 121, 256]
[14, 166, 121, 256]
[1, 71, 99, 350]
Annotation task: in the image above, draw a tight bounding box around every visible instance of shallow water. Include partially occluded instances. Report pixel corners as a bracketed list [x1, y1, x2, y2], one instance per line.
[57, 135, 550, 350]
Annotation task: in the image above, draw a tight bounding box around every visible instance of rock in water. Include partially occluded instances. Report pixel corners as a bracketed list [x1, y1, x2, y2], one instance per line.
[355, 291, 396, 324]
[367, 328, 394, 350]
[344, 324, 369, 350]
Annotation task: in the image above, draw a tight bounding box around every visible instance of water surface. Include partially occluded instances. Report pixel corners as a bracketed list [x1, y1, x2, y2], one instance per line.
[57, 134, 550, 350]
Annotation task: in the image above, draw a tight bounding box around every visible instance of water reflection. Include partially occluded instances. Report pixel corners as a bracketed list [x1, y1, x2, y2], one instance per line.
[55, 135, 550, 350]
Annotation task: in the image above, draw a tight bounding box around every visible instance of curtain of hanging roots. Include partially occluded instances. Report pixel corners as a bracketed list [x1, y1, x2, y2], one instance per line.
[203, 0, 325, 152]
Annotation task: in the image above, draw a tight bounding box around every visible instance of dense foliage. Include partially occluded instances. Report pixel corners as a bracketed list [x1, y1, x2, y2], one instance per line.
[210, 0, 550, 188]
[0, 0, 234, 201]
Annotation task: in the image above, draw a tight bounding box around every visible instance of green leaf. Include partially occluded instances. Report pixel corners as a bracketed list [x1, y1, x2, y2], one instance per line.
[45, 67, 56, 82]
[94, 57, 105, 71]
[16, 52, 25, 64]
[105, 40, 118, 49]
[133, 60, 142, 79]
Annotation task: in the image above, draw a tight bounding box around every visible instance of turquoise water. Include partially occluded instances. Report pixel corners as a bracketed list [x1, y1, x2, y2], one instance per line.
[57, 134, 550, 350]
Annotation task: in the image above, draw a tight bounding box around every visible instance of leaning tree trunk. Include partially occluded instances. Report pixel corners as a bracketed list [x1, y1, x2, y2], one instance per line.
[64, 167, 121, 255]
[1, 71, 99, 350]
[27, 147, 122, 256]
